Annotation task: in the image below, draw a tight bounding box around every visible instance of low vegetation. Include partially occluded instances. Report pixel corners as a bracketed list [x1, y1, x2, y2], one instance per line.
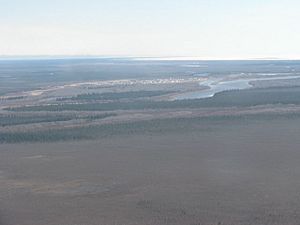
[0, 113, 116, 127]
[57, 90, 173, 101]
[7, 86, 300, 112]
[2, 112, 300, 143]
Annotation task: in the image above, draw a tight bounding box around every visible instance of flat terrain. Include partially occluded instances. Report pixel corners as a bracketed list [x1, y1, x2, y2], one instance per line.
[2, 59, 300, 224]
[1, 116, 300, 225]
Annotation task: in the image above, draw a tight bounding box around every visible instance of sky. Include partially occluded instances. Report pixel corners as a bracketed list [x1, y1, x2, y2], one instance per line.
[0, 0, 300, 59]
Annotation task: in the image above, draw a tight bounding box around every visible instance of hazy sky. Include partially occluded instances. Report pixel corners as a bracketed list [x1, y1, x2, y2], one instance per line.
[0, 0, 299, 59]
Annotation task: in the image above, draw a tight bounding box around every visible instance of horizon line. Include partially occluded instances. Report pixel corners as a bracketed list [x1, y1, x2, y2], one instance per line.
[1, 55, 300, 61]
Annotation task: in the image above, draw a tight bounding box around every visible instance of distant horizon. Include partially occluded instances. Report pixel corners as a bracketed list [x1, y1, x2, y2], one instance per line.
[1, 55, 300, 61]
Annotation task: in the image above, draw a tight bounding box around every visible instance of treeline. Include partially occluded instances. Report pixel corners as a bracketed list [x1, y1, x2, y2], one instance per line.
[2, 112, 300, 143]
[0, 116, 218, 143]
[0, 113, 116, 127]
[0, 114, 74, 126]
[210, 86, 300, 106]
[3, 96, 25, 101]
[6, 86, 300, 112]
[57, 90, 173, 101]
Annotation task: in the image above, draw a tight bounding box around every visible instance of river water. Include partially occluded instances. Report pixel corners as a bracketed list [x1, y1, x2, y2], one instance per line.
[176, 75, 300, 100]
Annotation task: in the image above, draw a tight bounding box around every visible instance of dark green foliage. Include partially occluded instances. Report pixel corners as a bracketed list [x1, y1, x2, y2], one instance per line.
[57, 90, 173, 101]
[7, 86, 300, 112]
[5, 96, 25, 100]
[0, 113, 116, 127]
[0, 117, 212, 143]
[208, 86, 300, 106]
[2, 112, 300, 143]
[84, 113, 117, 120]
[0, 115, 74, 126]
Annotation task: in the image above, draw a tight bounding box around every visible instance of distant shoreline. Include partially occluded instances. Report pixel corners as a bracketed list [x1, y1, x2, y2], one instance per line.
[1, 56, 300, 61]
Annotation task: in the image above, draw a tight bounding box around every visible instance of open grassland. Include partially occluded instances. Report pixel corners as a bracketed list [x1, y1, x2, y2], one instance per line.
[1, 116, 300, 225]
